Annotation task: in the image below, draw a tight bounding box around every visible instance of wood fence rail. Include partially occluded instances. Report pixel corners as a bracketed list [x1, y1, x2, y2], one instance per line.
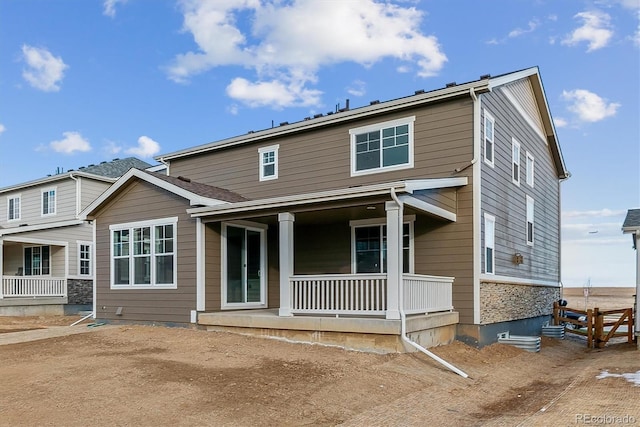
[553, 301, 635, 348]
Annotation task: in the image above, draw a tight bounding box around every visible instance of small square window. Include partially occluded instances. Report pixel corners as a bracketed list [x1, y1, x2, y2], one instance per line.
[258, 145, 279, 181]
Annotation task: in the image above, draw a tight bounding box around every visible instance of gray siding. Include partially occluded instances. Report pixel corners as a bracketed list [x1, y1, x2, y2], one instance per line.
[480, 89, 560, 282]
[93, 179, 197, 324]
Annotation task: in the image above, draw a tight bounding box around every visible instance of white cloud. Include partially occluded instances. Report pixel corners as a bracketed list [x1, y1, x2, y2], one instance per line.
[561, 89, 620, 122]
[167, 0, 447, 108]
[21, 45, 69, 92]
[50, 131, 91, 154]
[226, 77, 322, 109]
[562, 11, 613, 52]
[125, 136, 160, 158]
[508, 19, 540, 38]
[103, 140, 123, 155]
[553, 117, 568, 128]
[103, 0, 128, 18]
[0, 123, 5, 135]
[347, 80, 366, 97]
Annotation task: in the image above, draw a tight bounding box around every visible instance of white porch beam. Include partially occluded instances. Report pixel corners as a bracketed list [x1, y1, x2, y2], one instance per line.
[278, 212, 295, 317]
[196, 218, 205, 312]
[385, 201, 401, 320]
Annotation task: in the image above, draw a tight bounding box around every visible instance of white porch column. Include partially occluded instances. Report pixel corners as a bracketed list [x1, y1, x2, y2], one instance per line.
[278, 212, 295, 317]
[385, 201, 401, 320]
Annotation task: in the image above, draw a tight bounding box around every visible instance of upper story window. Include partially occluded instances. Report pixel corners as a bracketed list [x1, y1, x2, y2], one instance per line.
[526, 195, 534, 245]
[512, 138, 521, 186]
[350, 218, 413, 274]
[258, 145, 279, 181]
[42, 188, 56, 216]
[24, 246, 50, 276]
[7, 195, 20, 221]
[483, 111, 495, 167]
[484, 213, 495, 275]
[350, 116, 415, 176]
[526, 151, 535, 187]
[79, 243, 92, 276]
[110, 217, 177, 289]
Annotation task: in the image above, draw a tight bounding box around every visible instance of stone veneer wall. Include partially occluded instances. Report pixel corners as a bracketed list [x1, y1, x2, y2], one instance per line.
[67, 279, 93, 305]
[480, 281, 560, 324]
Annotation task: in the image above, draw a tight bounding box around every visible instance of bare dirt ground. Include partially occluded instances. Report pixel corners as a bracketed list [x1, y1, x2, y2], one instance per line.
[562, 286, 636, 311]
[0, 304, 638, 426]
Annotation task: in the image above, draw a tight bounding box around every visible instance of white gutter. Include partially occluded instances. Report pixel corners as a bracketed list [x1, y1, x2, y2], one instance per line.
[390, 188, 469, 379]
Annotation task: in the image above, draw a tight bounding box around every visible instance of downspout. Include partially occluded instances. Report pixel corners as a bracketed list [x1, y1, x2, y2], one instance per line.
[390, 188, 469, 378]
[453, 88, 479, 174]
[69, 173, 80, 216]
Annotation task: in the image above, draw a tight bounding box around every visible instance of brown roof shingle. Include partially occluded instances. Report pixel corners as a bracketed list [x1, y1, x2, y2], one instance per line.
[141, 170, 248, 203]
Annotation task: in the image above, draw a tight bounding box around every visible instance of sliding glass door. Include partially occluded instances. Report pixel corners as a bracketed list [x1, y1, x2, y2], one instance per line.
[223, 224, 266, 307]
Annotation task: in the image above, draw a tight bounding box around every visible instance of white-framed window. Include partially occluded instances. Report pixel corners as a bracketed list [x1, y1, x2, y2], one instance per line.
[483, 110, 495, 167]
[526, 195, 534, 245]
[110, 217, 177, 289]
[526, 151, 535, 187]
[350, 217, 414, 274]
[350, 116, 415, 176]
[78, 242, 92, 276]
[24, 245, 50, 276]
[258, 144, 279, 181]
[512, 138, 521, 186]
[7, 195, 20, 221]
[41, 188, 56, 216]
[484, 213, 495, 275]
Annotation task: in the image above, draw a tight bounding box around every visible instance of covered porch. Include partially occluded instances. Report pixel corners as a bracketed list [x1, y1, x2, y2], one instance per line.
[191, 178, 468, 350]
[0, 238, 69, 313]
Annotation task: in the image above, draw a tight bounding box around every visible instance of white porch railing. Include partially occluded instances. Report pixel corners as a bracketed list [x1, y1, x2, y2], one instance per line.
[403, 274, 454, 314]
[1, 276, 67, 298]
[289, 273, 454, 316]
[290, 274, 387, 316]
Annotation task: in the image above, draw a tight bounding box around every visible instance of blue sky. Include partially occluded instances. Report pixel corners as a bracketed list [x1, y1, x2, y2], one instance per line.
[0, 0, 638, 287]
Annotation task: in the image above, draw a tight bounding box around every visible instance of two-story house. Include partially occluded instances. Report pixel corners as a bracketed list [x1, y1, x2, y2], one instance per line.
[81, 67, 569, 349]
[0, 157, 153, 315]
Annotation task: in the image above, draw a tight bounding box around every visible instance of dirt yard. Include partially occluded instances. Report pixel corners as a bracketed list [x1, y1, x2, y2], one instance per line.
[0, 312, 638, 427]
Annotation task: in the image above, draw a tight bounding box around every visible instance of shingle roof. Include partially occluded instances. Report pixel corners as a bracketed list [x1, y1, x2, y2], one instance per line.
[76, 157, 153, 178]
[623, 209, 640, 229]
[141, 170, 248, 203]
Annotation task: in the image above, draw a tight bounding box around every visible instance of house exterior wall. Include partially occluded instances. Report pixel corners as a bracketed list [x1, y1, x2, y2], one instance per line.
[480, 89, 560, 282]
[0, 178, 76, 227]
[1, 223, 93, 277]
[169, 99, 474, 199]
[93, 179, 197, 323]
[477, 84, 561, 327]
[171, 98, 477, 322]
[79, 177, 112, 211]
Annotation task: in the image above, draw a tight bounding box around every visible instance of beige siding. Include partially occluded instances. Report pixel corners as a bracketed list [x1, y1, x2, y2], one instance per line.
[0, 178, 78, 227]
[170, 100, 474, 199]
[171, 98, 477, 322]
[94, 179, 197, 324]
[80, 177, 111, 211]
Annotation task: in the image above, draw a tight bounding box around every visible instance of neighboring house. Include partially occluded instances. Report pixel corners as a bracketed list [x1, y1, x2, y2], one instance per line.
[622, 208, 640, 350]
[81, 67, 569, 349]
[0, 157, 152, 315]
